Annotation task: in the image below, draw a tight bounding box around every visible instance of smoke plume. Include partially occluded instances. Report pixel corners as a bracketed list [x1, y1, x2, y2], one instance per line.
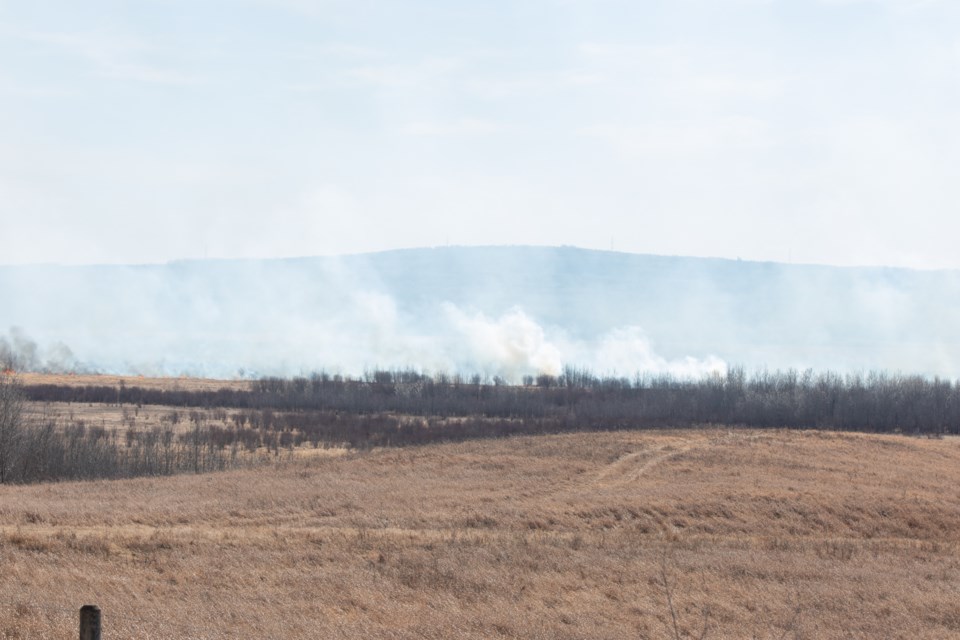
[0, 246, 956, 380]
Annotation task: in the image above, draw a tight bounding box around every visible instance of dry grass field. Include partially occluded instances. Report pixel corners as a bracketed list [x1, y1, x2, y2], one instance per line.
[16, 372, 251, 393]
[1, 428, 959, 639]
[24, 402, 240, 436]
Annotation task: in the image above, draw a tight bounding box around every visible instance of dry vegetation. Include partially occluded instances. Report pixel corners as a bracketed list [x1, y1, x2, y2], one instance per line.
[16, 373, 250, 393]
[1, 428, 959, 638]
[24, 402, 243, 436]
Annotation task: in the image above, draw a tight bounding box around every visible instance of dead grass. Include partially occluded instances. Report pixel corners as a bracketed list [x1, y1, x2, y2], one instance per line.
[1, 428, 959, 638]
[24, 402, 240, 436]
[18, 372, 250, 393]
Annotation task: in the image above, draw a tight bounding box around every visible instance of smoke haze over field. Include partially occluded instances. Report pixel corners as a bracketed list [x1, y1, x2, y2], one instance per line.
[0, 327, 80, 373]
[0, 247, 957, 380]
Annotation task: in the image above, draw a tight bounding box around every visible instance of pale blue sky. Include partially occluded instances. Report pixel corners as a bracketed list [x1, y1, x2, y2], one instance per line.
[1, 0, 958, 267]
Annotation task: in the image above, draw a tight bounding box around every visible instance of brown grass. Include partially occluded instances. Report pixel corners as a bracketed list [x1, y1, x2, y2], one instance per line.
[1, 428, 959, 638]
[17, 372, 250, 393]
[24, 402, 239, 436]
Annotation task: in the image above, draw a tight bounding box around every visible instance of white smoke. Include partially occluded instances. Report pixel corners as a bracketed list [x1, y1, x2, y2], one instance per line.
[573, 326, 727, 378]
[2, 301, 725, 383]
[6, 247, 947, 381]
[442, 305, 564, 379]
[0, 327, 82, 373]
[436, 306, 725, 381]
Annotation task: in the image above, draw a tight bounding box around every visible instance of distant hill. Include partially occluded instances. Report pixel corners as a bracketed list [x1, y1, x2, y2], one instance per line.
[1, 246, 958, 378]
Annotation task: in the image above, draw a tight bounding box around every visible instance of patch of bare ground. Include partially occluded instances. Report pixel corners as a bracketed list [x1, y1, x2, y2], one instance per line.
[1, 428, 959, 638]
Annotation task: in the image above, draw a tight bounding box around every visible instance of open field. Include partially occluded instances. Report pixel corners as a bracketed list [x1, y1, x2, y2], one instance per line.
[16, 373, 250, 393]
[1, 428, 959, 638]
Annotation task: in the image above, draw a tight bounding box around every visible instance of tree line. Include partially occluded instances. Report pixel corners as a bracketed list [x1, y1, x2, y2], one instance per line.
[3, 366, 960, 484]
[20, 366, 960, 435]
[0, 375, 280, 484]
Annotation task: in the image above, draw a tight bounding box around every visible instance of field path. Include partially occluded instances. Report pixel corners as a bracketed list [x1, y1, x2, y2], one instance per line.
[593, 441, 699, 488]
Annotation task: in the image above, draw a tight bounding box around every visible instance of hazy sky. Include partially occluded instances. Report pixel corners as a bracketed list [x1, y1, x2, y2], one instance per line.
[1, 0, 958, 268]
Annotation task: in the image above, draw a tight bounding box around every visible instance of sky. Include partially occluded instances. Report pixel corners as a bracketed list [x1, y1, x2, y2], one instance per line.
[1, 0, 959, 269]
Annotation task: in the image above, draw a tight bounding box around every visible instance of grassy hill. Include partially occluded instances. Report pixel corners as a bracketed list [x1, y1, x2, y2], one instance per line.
[1, 428, 958, 638]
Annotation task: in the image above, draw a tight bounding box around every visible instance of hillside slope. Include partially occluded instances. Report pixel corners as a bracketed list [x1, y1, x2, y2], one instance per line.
[2, 429, 959, 638]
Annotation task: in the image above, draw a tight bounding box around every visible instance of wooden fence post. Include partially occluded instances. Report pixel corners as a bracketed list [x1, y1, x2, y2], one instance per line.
[79, 605, 101, 640]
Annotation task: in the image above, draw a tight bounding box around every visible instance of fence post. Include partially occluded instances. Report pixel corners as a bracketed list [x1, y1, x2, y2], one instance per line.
[79, 605, 101, 640]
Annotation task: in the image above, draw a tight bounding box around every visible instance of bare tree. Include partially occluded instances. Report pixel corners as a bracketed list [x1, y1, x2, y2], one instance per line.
[0, 375, 25, 483]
